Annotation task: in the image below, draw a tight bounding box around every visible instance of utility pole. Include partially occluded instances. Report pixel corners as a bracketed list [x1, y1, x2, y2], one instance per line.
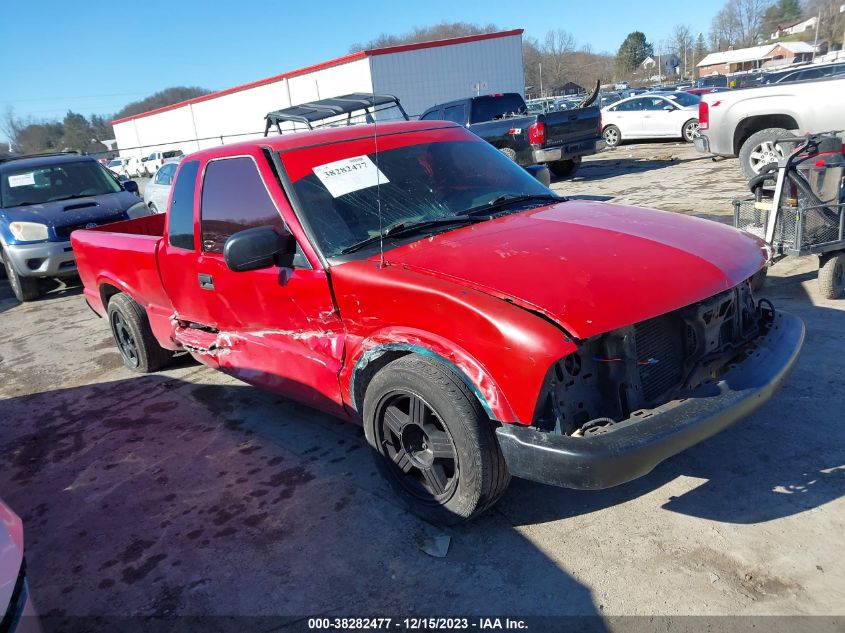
[812, 8, 821, 61]
[539, 62, 543, 98]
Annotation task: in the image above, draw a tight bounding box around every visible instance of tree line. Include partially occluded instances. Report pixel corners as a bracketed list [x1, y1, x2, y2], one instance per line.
[2, 87, 209, 156]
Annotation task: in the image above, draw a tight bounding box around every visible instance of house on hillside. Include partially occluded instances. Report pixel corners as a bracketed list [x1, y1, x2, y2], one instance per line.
[697, 42, 815, 76]
[771, 16, 818, 40]
[641, 54, 681, 78]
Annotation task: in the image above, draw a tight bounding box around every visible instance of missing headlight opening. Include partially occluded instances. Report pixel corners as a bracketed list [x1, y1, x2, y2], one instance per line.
[534, 282, 769, 437]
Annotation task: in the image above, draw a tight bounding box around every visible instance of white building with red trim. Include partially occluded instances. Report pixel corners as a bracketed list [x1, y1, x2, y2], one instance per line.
[112, 30, 525, 159]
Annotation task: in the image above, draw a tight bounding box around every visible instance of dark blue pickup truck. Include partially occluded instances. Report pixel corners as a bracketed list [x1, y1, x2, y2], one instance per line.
[0, 152, 150, 301]
[420, 93, 604, 178]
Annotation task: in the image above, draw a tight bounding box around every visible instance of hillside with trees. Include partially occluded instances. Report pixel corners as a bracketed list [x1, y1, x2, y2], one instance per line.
[2, 86, 210, 155]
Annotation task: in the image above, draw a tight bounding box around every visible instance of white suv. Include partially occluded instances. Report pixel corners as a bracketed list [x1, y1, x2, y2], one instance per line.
[141, 150, 183, 177]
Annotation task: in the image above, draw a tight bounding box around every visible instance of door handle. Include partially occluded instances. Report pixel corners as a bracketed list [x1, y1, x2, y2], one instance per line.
[198, 273, 215, 290]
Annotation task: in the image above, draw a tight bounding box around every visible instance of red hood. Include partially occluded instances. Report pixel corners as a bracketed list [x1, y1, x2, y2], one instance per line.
[381, 201, 767, 339]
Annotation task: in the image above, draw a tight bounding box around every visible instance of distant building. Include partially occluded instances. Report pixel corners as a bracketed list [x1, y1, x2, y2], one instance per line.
[697, 42, 815, 76]
[770, 16, 818, 40]
[112, 30, 526, 159]
[641, 54, 681, 78]
[554, 81, 585, 95]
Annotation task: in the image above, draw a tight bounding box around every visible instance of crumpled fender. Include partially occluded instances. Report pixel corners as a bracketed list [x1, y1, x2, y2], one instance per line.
[342, 327, 517, 422]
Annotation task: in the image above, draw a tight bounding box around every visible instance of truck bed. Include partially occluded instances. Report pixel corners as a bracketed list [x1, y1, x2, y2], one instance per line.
[71, 214, 174, 333]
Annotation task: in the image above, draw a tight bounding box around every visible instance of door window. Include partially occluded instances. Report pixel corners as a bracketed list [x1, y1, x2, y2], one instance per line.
[200, 157, 284, 254]
[443, 104, 467, 125]
[168, 160, 200, 250]
[420, 109, 442, 121]
[154, 164, 174, 185]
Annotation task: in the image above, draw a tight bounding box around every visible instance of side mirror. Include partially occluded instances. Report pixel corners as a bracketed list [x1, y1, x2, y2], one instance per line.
[663, 104, 675, 111]
[524, 164, 551, 187]
[224, 225, 296, 272]
[123, 180, 139, 194]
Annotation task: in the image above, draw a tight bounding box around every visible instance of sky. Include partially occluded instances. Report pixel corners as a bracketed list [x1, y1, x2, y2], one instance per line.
[0, 0, 723, 141]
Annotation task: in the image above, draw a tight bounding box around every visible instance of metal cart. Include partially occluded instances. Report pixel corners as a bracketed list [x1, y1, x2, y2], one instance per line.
[733, 131, 845, 299]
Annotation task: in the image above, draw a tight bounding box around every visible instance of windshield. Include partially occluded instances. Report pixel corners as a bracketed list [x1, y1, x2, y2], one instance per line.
[107, 160, 122, 167]
[665, 92, 700, 107]
[0, 160, 122, 207]
[281, 130, 555, 258]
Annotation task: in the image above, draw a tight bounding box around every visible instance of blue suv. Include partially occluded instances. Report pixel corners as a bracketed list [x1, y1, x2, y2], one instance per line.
[0, 152, 150, 301]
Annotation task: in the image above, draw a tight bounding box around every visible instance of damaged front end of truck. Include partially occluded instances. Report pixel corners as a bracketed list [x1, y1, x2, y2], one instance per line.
[496, 281, 805, 490]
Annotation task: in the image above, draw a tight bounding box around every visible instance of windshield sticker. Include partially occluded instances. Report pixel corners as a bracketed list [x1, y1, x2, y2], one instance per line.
[8, 173, 35, 187]
[313, 155, 389, 198]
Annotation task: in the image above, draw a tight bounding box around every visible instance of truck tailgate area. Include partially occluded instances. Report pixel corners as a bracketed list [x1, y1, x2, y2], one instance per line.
[70, 213, 173, 321]
[543, 106, 601, 147]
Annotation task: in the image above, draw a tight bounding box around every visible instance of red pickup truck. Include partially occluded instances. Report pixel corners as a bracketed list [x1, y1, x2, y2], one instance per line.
[72, 120, 804, 524]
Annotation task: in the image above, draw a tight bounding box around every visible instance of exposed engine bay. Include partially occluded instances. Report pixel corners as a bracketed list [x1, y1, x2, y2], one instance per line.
[533, 281, 774, 437]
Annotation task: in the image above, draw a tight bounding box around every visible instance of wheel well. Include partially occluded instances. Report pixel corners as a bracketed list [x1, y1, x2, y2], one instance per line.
[99, 283, 122, 310]
[733, 115, 798, 155]
[352, 349, 411, 413]
[351, 346, 499, 420]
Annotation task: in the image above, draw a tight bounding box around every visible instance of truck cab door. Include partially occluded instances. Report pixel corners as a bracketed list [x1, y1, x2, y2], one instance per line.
[158, 153, 346, 416]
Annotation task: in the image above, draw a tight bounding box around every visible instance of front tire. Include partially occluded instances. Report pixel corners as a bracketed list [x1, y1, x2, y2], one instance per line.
[1, 249, 40, 302]
[548, 157, 582, 178]
[739, 127, 792, 181]
[603, 125, 621, 148]
[107, 293, 172, 372]
[818, 253, 845, 300]
[682, 119, 699, 142]
[363, 354, 510, 525]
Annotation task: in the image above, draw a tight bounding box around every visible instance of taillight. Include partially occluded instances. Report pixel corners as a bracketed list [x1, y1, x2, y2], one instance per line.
[528, 121, 546, 145]
[598, 111, 602, 134]
[699, 100, 709, 131]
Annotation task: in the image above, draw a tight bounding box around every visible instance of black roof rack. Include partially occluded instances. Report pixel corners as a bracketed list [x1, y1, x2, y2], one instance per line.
[264, 93, 409, 136]
[0, 150, 81, 164]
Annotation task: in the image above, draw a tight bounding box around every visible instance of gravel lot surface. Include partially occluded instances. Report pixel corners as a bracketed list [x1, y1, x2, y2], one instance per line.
[1, 142, 842, 631]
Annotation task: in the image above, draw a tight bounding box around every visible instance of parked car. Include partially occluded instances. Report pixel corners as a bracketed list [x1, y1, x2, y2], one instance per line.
[143, 157, 182, 213]
[1, 498, 40, 633]
[105, 156, 140, 179]
[600, 92, 700, 147]
[0, 152, 150, 301]
[762, 61, 845, 85]
[141, 150, 183, 177]
[695, 74, 729, 89]
[72, 120, 803, 524]
[695, 76, 845, 179]
[419, 92, 603, 178]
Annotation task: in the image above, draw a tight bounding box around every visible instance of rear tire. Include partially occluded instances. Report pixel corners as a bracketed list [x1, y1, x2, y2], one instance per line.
[548, 157, 582, 178]
[498, 147, 517, 162]
[603, 125, 621, 148]
[363, 354, 510, 525]
[818, 253, 845, 300]
[739, 127, 792, 181]
[682, 119, 699, 142]
[1, 248, 40, 302]
[107, 293, 172, 372]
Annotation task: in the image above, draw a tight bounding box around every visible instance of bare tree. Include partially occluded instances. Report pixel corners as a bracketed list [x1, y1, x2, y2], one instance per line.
[672, 25, 694, 77]
[710, 0, 773, 49]
[805, 0, 845, 46]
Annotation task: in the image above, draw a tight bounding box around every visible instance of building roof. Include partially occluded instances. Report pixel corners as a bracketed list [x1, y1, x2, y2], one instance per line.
[112, 29, 524, 126]
[774, 18, 803, 30]
[697, 41, 815, 67]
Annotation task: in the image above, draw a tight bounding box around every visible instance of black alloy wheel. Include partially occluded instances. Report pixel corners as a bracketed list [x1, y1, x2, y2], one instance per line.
[375, 391, 459, 503]
[111, 309, 139, 368]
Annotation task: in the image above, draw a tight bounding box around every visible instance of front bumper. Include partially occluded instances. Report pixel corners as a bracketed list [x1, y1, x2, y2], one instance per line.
[694, 135, 711, 153]
[534, 139, 606, 163]
[3, 241, 76, 277]
[496, 310, 804, 490]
